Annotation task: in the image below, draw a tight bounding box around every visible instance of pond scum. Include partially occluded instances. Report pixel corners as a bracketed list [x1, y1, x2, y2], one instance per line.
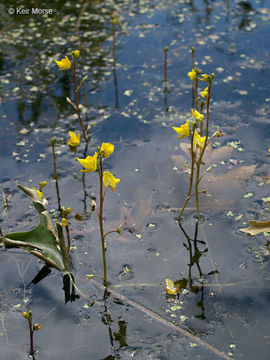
[0, 45, 244, 360]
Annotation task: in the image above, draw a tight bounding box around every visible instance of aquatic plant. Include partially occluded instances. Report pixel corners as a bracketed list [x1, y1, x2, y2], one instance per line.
[77, 143, 121, 287]
[22, 310, 42, 358]
[173, 49, 224, 223]
[0, 185, 70, 272]
[56, 50, 88, 143]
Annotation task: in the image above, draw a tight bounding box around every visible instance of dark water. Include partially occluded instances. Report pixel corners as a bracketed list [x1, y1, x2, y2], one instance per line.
[1, 0, 270, 359]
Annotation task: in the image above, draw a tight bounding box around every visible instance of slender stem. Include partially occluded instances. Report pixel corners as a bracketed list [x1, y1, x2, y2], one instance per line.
[192, 47, 195, 110]
[28, 319, 34, 356]
[98, 155, 107, 287]
[194, 82, 212, 220]
[55, 179, 61, 211]
[73, 56, 79, 106]
[164, 47, 168, 83]
[195, 160, 201, 220]
[195, 77, 199, 111]
[51, 139, 58, 180]
[200, 101, 204, 136]
[112, 23, 116, 69]
[104, 228, 120, 239]
[112, 21, 119, 109]
[65, 224, 71, 255]
[177, 130, 195, 223]
[72, 56, 88, 142]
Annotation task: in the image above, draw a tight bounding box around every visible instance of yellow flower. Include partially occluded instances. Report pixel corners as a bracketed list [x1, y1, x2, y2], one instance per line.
[61, 218, 68, 227]
[32, 187, 43, 200]
[77, 153, 97, 172]
[55, 56, 71, 70]
[172, 120, 190, 139]
[165, 278, 180, 295]
[199, 74, 208, 82]
[101, 143, 114, 158]
[103, 171, 120, 191]
[268, 148, 270, 153]
[191, 109, 204, 122]
[201, 87, 208, 99]
[72, 50, 80, 58]
[188, 69, 197, 81]
[68, 131, 80, 147]
[193, 132, 206, 149]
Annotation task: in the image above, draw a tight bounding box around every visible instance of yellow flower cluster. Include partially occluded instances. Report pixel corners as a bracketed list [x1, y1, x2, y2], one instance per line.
[77, 143, 120, 191]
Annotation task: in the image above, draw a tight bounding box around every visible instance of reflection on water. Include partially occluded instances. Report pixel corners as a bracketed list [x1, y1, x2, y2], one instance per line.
[1, 0, 270, 359]
[178, 221, 218, 320]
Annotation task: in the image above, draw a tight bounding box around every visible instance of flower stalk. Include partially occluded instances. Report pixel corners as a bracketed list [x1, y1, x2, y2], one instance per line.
[177, 128, 195, 222]
[173, 50, 219, 223]
[61, 207, 72, 255]
[51, 137, 58, 180]
[22, 311, 42, 358]
[77, 143, 120, 288]
[97, 153, 107, 287]
[194, 80, 212, 220]
[72, 54, 88, 142]
[164, 46, 168, 83]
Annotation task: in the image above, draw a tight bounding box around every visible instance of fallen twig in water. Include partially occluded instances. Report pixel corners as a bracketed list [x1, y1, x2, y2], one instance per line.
[89, 278, 232, 360]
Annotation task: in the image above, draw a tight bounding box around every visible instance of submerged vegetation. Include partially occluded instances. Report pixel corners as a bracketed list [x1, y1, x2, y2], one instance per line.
[1, 1, 270, 359]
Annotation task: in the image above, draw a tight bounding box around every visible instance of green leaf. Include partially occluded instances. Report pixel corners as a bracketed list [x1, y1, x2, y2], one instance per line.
[0, 185, 69, 272]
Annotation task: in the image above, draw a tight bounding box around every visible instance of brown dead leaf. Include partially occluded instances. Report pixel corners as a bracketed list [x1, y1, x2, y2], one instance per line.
[75, 194, 153, 242]
[239, 219, 270, 236]
[171, 142, 257, 209]
[179, 143, 233, 166]
[204, 165, 257, 192]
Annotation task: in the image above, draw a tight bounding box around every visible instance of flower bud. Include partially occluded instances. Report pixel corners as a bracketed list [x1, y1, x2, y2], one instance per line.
[90, 200, 96, 212]
[192, 121, 197, 130]
[22, 312, 29, 319]
[116, 226, 122, 234]
[200, 74, 208, 82]
[51, 137, 56, 146]
[33, 323, 42, 331]
[72, 50, 80, 58]
[61, 218, 68, 227]
[39, 181, 47, 192]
